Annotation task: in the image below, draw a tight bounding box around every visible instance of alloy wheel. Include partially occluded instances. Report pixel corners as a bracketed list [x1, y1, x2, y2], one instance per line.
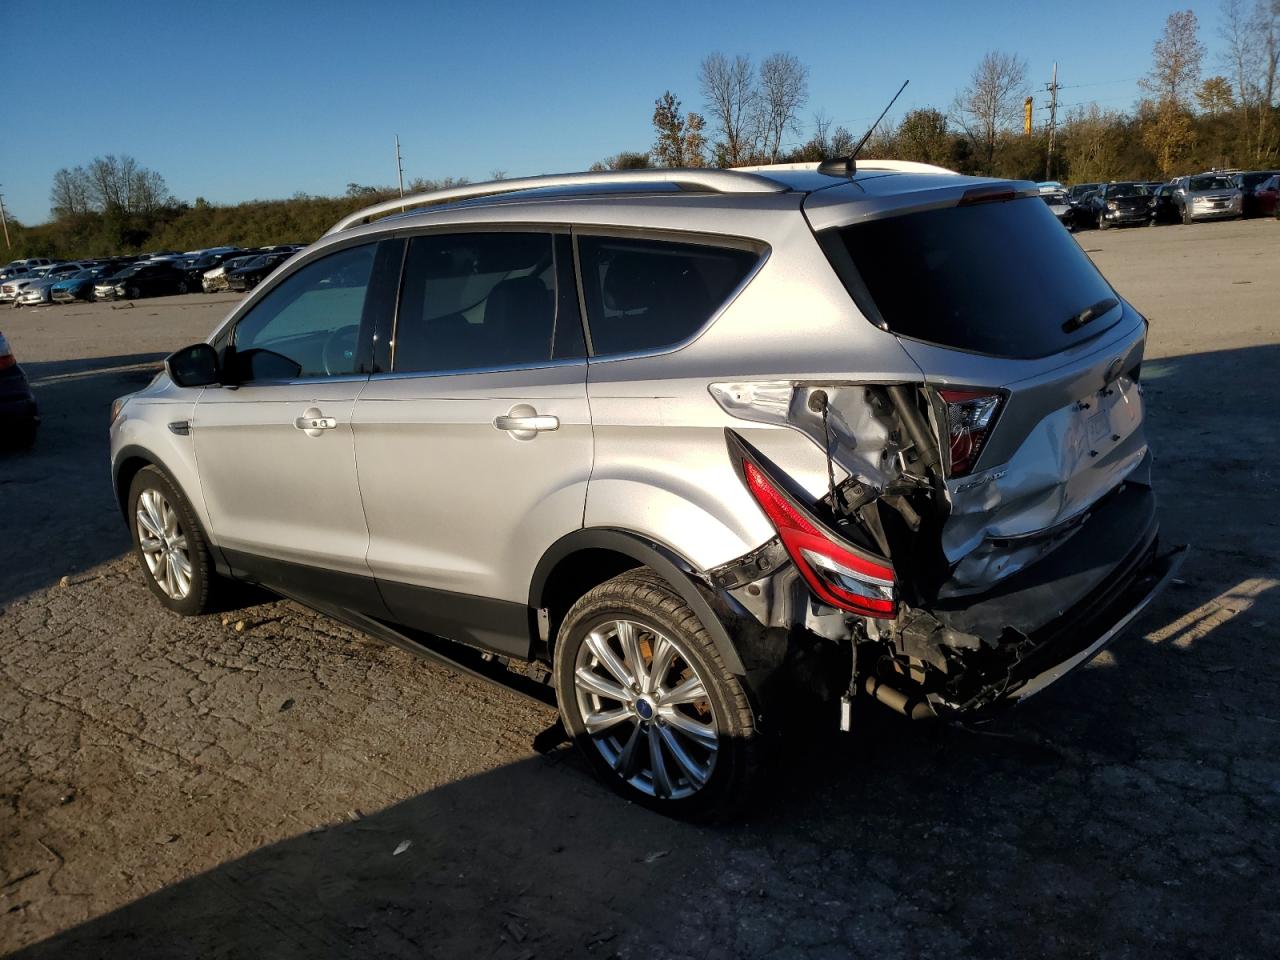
[136, 488, 192, 599]
[572, 619, 720, 799]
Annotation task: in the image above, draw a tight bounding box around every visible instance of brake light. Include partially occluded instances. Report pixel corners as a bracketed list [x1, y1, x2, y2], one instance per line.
[741, 459, 896, 617]
[939, 389, 1003, 477]
[0, 334, 15, 370]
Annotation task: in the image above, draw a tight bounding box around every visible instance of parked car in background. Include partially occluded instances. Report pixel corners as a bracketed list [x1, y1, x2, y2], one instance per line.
[183, 249, 244, 290]
[0, 331, 38, 449]
[1089, 182, 1151, 229]
[51, 266, 114, 303]
[1068, 182, 1101, 203]
[1234, 170, 1280, 217]
[224, 251, 291, 291]
[1253, 174, 1280, 217]
[1041, 190, 1075, 229]
[1148, 183, 1181, 225]
[202, 254, 260, 292]
[18, 276, 64, 306]
[1170, 173, 1242, 223]
[95, 261, 191, 300]
[1, 275, 42, 304]
[112, 164, 1183, 816]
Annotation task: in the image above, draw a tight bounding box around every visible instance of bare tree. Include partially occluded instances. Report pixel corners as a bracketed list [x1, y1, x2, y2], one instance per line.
[758, 53, 808, 161]
[131, 168, 171, 215]
[50, 166, 93, 218]
[1140, 9, 1205, 106]
[699, 52, 761, 166]
[951, 51, 1029, 172]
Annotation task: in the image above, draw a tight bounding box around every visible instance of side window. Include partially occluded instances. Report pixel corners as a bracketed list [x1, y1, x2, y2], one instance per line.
[576, 235, 760, 356]
[231, 244, 376, 381]
[393, 232, 559, 374]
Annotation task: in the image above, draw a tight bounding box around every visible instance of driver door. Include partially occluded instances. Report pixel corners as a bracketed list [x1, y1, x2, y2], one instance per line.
[192, 239, 401, 615]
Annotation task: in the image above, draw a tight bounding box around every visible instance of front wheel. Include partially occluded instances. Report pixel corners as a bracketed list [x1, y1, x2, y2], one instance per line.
[1182, 207, 1193, 225]
[1097, 213, 1110, 230]
[554, 570, 760, 819]
[128, 465, 222, 615]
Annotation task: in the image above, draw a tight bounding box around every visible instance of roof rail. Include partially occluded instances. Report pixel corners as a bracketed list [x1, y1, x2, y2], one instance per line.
[732, 160, 958, 176]
[324, 168, 790, 235]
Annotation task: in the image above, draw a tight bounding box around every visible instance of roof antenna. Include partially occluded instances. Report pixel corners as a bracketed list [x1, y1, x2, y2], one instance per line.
[818, 80, 909, 177]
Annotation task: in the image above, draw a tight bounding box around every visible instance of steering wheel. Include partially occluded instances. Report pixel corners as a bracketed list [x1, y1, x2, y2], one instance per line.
[322, 325, 360, 376]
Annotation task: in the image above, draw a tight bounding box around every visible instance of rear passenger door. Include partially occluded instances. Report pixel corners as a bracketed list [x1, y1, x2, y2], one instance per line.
[353, 229, 591, 657]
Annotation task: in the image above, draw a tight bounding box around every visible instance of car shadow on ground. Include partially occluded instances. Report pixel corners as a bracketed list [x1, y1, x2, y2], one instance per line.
[9, 343, 1280, 958]
[0, 353, 167, 606]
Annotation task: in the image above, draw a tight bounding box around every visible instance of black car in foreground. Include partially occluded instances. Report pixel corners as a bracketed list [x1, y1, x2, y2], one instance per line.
[0, 332, 38, 449]
[225, 252, 291, 292]
[94, 261, 191, 300]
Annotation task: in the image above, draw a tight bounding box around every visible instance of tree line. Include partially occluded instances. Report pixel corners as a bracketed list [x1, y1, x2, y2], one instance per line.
[599, 3, 1278, 182]
[7, 2, 1278, 262]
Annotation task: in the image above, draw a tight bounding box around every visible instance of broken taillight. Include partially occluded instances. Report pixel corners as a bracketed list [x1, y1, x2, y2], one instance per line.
[939, 389, 1003, 477]
[741, 459, 896, 617]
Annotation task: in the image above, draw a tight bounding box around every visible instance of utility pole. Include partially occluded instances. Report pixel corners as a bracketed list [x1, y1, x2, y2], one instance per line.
[395, 135, 405, 199]
[0, 188, 10, 250]
[1045, 62, 1060, 182]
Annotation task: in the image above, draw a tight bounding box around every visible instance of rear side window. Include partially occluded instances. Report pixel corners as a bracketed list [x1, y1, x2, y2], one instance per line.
[577, 236, 759, 356]
[394, 232, 566, 374]
[826, 197, 1120, 359]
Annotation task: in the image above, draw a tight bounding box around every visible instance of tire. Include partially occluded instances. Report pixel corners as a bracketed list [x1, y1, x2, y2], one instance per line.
[177, 280, 189, 294]
[1097, 212, 1110, 230]
[554, 569, 759, 820]
[127, 465, 221, 616]
[127, 285, 140, 300]
[1181, 206, 1193, 225]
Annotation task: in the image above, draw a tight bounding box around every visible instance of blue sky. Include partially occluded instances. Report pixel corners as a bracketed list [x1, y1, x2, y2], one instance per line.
[4, 0, 1226, 223]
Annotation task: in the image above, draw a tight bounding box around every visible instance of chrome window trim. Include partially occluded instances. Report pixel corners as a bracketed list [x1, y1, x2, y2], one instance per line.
[368, 357, 588, 382]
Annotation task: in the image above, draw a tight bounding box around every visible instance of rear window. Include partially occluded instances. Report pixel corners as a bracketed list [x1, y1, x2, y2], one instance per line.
[577, 236, 760, 356]
[826, 196, 1120, 359]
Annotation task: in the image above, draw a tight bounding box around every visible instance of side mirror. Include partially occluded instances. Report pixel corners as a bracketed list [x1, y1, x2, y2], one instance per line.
[165, 342, 221, 388]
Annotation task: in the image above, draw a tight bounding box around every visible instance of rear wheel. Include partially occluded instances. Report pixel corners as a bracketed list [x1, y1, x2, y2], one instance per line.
[554, 570, 759, 819]
[127, 285, 141, 300]
[128, 466, 221, 615]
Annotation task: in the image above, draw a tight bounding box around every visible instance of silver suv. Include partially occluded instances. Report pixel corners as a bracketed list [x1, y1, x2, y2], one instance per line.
[110, 162, 1185, 817]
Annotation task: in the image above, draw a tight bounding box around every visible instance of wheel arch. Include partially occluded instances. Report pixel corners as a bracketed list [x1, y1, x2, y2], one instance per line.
[529, 529, 748, 677]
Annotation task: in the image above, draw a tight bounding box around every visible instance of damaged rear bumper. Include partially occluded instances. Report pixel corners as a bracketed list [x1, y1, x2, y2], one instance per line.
[1001, 543, 1186, 705]
[925, 522, 1187, 717]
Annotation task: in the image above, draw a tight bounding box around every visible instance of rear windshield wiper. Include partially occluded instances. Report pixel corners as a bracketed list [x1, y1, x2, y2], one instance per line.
[1063, 297, 1119, 333]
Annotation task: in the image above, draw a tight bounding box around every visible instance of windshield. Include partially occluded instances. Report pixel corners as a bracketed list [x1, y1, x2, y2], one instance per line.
[1189, 175, 1233, 191]
[1105, 183, 1147, 198]
[826, 196, 1120, 359]
[1042, 193, 1068, 205]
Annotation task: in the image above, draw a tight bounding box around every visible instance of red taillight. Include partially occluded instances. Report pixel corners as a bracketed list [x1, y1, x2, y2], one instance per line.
[742, 459, 896, 617]
[939, 389, 1003, 477]
[0, 354, 14, 371]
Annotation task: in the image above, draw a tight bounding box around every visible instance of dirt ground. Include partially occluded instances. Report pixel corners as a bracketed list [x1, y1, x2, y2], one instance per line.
[2, 219, 1279, 959]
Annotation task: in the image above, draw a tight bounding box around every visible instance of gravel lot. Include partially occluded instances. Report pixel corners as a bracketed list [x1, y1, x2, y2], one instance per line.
[2, 220, 1279, 959]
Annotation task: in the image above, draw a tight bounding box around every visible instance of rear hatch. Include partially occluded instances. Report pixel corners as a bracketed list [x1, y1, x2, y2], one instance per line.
[806, 177, 1150, 599]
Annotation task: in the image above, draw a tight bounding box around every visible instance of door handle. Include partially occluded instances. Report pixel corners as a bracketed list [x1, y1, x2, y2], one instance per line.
[494, 414, 559, 432]
[493, 404, 559, 440]
[295, 406, 337, 437]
